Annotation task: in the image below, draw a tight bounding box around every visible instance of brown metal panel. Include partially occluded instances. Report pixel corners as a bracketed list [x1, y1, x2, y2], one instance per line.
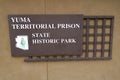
[8, 14, 83, 57]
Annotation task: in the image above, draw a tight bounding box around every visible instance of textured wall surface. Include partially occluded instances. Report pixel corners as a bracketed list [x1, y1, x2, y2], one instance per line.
[0, 0, 120, 80]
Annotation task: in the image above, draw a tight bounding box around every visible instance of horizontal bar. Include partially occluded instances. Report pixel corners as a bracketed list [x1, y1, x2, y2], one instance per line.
[84, 16, 114, 19]
[82, 49, 109, 52]
[83, 25, 111, 28]
[24, 56, 111, 62]
[83, 34, 110, 36]
[83, 42, 110, 44]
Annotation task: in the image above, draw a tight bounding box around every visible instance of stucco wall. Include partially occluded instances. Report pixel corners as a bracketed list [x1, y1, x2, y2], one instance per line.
[0, 0, 120, 80]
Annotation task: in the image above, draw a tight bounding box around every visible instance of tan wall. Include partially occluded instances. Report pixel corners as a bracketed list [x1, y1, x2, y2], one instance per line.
[0, 0, 120, 80]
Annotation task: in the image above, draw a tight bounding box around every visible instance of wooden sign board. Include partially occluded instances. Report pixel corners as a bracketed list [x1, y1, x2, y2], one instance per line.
[8, 15, 83, 56]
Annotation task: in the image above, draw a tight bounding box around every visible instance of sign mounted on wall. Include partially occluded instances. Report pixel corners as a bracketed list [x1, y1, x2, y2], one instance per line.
[8, 15, 114, 62]
[8, 15, 83, 57]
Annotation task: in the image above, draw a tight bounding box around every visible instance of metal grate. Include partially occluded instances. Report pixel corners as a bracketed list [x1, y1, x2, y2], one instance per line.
[24, 16, 114, 62]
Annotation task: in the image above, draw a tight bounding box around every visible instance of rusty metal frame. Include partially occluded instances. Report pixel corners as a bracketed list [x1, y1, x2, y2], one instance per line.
[24, 16, 114, 62]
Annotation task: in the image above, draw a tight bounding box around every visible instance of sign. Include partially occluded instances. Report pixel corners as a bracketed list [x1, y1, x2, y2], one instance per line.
[8, 15, 83, 56]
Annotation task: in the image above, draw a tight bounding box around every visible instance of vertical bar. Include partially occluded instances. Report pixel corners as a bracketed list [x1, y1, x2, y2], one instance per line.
[101, 19, 106, 57]
[85, 18, 90, 58]
[93, 19, 98, 58]
[109, 18, 114, 58]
